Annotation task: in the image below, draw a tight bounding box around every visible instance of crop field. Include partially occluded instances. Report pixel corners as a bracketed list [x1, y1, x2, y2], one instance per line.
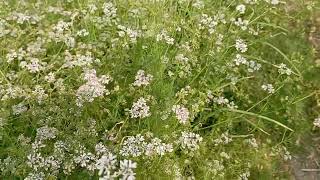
[0, 0, 320, 179]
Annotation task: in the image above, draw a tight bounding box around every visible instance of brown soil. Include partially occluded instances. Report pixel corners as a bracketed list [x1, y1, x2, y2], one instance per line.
[289, 10, 320, 180]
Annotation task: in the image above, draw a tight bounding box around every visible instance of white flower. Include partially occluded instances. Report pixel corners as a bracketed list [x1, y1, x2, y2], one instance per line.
[220, 152, 230, 159]
[235, 39, 248, 53]
[266, 0, 280, 5]
[117, 25, 140, 43]
[179, 131, 203, 151]
[261, 84, 275, 94]
[145, 138, 173, 156]
[129, 98, 151, 119]
[234, 18, 249, 30]
[192, 0, 204, 9]
[74, 146, 95, 168]
[239, 171, 250, 180]
[213, 132, 233, 146]
[36, 126, 58, 141]
[272, 0, 280, 5]
[246, 60, 261, 72]
[172, 105, 190, 124]
[102, 2, 117, 19]
[120, 134, 172, 157]
[120, 134, 145, 157]
[156, 30, 174, 45]
[20, 58, 46, 73]
[313, 117, 320, 128]
[133, 70, 153, 87]
[234, 54, 247, 66]
[76, 69, 112, 106]
[199, 14, 218, 34]
[245, 0, 258, 4]
[236, 4, 246, 14]
[12, 102, 27, 115]
[118, 159, 137, 180]
[277, 63, 292, 75]
[95, 143, 109, 155]
[45, 72, 56, 83]
[96, 153, 117, 177]
[77, 29, 89, 37]
[25, 172, 45, 180]
[245, 138, 259, 148]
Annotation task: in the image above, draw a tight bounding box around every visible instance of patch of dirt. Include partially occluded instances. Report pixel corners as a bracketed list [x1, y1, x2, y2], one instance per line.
[309, 12, 320, 66]
[289, 135, 320, 180]
[289, 7, 320, 180]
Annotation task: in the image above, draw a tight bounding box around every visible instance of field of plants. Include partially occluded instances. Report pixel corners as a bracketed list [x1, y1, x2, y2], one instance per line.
[0, 0, 320, 179]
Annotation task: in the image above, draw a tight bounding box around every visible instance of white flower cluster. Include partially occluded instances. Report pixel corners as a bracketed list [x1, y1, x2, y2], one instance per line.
[174, 53, 194, 78]
[199, 14, 218, 34]
[48, 20, 75, 48]
[213, 132, 233, 146]
[36, 126, 58, 141]
[47, 6, 72, 16]
[246, 60, 262, 72]
[26, 134, 62, 175]
[156, 30, 175, 45]
[63, 51, 100, 68]
[6, 49, 25, 63]
[233, 54, 261, 72]
[233, 54, 247, 66]
[172, 105, 190, 124]
[118, 159, 137, 180]
[76, 69, 112, 107]
[234, 18, 249, 30]
[220, 152, 230, 159]
[133, 70, 153, 87]
[76, 29, 89, 37]
[245, 0, 258, 4]
[45, 72, 56, 83]
[175, 86, 193, 101]
[208, 159, 225, 177]
[235, 39, 248, 53]
[96, 152, 117, 178]
[179, 131, 203, 151]
[120, 134, 173, 157]
[20, 57, 47, 73]
[313, 117, 320, 128]
[6, 38, 46, 63]
[277, 63, 292, 75]
[192, 0, 205, 9]
[25, 172, 45, 180]
[0, 85, 26, 101]
[239, 171, 250, 180]
[72, 143, 137, 180]
[261, 84, 275, 94]
[7, 12, 41, 24]
[0, 19, 10, 37]
[265, 0, 280, 5]
[129, 97, 151, 118]
[245, 138, 259, 149]
[282, 146, 292, 161]
[102, 2, 117, 19]
[211, 96, 238, 109]
[175, 53, 189, 63]
[32, 85, 48, 103]
[12, 102, 28, 115]
[117, 25, 141, 43]
[236, 4, 246, 14]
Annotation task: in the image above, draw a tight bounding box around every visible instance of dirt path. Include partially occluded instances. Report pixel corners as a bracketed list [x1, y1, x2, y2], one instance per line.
[289, 11, 320, 180]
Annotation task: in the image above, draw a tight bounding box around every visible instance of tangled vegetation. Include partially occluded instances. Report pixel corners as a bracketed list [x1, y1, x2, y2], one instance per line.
[0, 0, 320, 179]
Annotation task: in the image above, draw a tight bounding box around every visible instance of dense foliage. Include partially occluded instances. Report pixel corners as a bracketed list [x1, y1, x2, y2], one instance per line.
[0, 0, 319, 179]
